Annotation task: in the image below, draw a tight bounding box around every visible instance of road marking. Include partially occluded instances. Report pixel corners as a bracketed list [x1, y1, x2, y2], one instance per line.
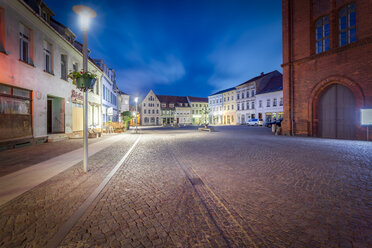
[46, 135, 141, 248]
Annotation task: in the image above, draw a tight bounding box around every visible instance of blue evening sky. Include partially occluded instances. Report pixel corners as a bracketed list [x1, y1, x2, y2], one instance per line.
[44, 0, 282, 101]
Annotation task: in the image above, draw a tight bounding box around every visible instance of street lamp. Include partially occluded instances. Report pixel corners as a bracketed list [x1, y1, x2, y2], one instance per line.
[73, 5, 96, 173]
[135, 97, 138, 133]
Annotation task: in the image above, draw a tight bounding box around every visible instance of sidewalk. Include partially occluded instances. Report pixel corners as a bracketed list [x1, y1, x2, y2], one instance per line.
[0, 133, 127, 207]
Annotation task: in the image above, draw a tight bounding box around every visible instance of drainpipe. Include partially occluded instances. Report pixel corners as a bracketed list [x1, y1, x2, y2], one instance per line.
[289, 0, 295, 136]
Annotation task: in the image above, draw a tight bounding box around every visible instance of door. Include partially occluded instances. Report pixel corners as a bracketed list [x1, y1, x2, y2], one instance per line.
[318, 84, 355, 139]
[47, 99, 52, 133]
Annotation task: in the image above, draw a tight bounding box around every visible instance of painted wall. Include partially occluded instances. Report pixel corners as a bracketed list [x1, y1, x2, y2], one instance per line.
[0, 0, 103, 139]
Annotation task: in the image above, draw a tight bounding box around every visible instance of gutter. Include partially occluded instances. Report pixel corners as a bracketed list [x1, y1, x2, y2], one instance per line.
[289, 0, 295, 136]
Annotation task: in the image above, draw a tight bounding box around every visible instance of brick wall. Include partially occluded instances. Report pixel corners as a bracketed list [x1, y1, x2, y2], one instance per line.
[282, 0, 372, 140]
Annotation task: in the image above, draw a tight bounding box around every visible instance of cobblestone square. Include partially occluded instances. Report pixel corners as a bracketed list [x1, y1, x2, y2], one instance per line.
[0, 126, 371, 247]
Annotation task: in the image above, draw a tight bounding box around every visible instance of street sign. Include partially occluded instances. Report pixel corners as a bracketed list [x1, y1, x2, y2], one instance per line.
[361, 109, 372, 125]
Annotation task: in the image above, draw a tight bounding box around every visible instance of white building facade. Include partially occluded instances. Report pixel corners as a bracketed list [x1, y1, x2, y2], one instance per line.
[236, 81, 257, 124]
[0, 0, 103, 144]
[208, 91, 224, 125]
[140, 90, 161, 126]
[187, 96, 208, 125]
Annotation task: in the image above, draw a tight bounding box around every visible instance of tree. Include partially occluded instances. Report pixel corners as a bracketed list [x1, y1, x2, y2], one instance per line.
[121, 111, 134, 131]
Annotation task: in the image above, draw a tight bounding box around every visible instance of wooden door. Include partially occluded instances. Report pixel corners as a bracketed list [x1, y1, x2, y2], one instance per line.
[318, 84, 355, 139]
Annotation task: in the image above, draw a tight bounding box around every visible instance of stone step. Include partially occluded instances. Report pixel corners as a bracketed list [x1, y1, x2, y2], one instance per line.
[47, 134, 68, 143]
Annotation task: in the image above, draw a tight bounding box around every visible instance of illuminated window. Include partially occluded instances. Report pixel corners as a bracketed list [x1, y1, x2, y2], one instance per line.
[19, 23, 31, 63]
[315, 16, 330, 53]
[339, 3, 356, 46]
[43, 41, 52, 73]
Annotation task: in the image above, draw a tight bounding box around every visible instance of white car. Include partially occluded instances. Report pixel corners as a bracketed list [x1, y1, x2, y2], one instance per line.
[247, 119, 264, 126]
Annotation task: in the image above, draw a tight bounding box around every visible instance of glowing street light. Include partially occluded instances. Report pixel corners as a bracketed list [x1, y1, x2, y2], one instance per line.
[73, 5, 96, 173]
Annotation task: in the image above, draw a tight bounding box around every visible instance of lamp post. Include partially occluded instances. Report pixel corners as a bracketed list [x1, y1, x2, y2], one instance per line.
[135, 97, 138, 133]
[73, 5, 96, 173]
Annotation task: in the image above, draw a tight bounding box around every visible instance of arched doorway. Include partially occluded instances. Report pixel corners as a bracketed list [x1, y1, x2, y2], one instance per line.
[318, 84, 355, 139]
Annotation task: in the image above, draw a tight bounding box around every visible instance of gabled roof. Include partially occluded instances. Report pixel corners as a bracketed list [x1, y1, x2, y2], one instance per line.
[210, 87, 236, 96]
[187, 96, 208, 103]
[156, 95, 189, 104]
[255, 70, 283, 94]
[119, 91, 129, 95]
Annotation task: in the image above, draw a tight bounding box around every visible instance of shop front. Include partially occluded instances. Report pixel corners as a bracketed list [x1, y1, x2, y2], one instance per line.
[0, 84, 32, 141]
[71, 89, 83, 133]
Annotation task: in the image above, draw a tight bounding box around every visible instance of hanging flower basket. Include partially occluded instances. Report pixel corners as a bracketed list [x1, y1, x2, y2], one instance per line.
[76, 77, 96, 89]
[68, 70, 97, 90]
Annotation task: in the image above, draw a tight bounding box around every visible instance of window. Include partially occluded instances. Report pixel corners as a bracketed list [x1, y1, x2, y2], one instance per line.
[315, 16, 330, 54]
[237, 104, 240, 110]
[0, 84, 31, 115]
[227, 105, 230, 110]
[246, 91, 249, 98]
[43, 41, 52, 73]
[224, 97, 226, 102]
[143, 103, 146, 107]
[0, 7, 5, 52]
[144, 109, 146, 114]
[144, 117, 149, 123]
[252, 90, 255, 97]
[231, 96, 234, 100]
[273, 98, 277, 107]
[60, 54, 67, 80]
[227, 97, 229, 101]
[339, 3, 356, 46]
[259, 100, 262, 108]
[152, 109, 155, 114]
[242, 103, 244, 110]
[237, 94, 240, 100]
[19, 23, 31, 63]
[231, 105, 234, 110]
[251, 101, 255, 109]
[162, 103, 166, 107]
[267, 99, 270, 107]
[73, 62, 78, 72]
[280, 97, 283, 106]
[242, 93, 244, 99]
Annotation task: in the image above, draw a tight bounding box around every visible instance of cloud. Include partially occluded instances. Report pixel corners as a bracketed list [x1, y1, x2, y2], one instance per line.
[207, 26, 282, 93]
[116, 55, 185, 94]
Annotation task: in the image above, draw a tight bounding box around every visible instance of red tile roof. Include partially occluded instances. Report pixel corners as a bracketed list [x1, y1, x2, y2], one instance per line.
[187, 96, 208, 103]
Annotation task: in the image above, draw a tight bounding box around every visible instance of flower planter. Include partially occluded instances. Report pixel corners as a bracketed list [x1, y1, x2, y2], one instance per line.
[76, 77, 96, 90]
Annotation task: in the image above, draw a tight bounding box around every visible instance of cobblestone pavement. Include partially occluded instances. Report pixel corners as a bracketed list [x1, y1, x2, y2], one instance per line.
[0, 134, 138, 247]
[1, 126, 371, 247]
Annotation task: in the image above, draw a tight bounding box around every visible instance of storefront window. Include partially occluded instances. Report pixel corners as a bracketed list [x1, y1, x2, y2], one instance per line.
[0, 84, 31, 115]
[0, 85, 11, 94]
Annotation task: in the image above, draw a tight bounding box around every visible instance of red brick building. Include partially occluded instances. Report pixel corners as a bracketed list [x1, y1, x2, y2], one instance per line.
[282, 0, 372, 140]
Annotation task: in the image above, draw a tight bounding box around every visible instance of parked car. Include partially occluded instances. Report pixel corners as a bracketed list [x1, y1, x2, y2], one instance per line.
[265, 118, 283, 128]
[247, 119, 264, 126]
